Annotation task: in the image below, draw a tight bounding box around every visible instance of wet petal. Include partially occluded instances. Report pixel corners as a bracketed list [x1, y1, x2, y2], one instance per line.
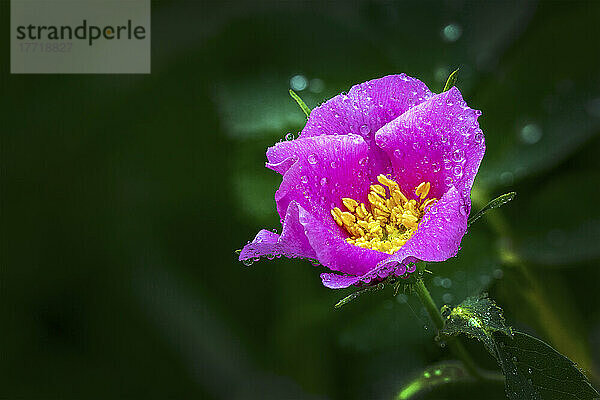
[375, 87, 485, 210]
[240, 200, 386, 276]
[238, 202, 316, 261]
[266, 134, 374, 227]
[300, 74, 433, 181]
[321, 186, 469, 288]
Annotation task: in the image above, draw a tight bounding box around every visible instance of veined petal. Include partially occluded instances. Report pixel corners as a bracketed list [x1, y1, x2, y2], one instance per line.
[239, 200, 387, 276]
[375, 87, 485, 210]
[298, 206, 388, 275]
[300, 74, 433, 181]
[266, 134, 374, 226]
[242, 134, 390, 275]
[239, 201, 317, 262]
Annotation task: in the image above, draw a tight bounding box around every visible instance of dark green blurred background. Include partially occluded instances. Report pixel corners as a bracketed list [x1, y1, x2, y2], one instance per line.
[2, 1, 600, 399]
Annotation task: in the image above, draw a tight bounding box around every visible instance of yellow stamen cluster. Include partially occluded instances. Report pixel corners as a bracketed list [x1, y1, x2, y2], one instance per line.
[330, 175, 438, 254]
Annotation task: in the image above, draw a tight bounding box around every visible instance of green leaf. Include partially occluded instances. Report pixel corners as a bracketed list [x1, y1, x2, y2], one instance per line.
[289, 89, 311, 118]
[339, 227, 503, 353]
[395, 361, 474, 400]
[334, 281, 387, 309]
[334, 265, 422, 309]
[468, 192, 516, 228]
[440, 294, 512, 359]
[494, 331, 600, 400]
[442, 68, 459, 92]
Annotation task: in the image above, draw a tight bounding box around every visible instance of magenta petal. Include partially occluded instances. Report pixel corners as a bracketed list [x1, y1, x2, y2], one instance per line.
[320, 273, 360, 289]
[266, 134, 374, 227]
[242, 134, 390, 275]
[239, 202, 317, 262]
[300, 74, 433, 181]
[240, 200, 386, 276]
[375, 86, 485, 210]
[298, 207, 388, 275]
[321, 186, 468, 288]
[381, 186, 469, 265]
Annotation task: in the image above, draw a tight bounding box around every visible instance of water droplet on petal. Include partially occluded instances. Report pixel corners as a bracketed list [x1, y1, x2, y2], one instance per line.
[452, 149, 464, 162]
[330, 161, 338, 169]
[320, 177, 328, 186]
[453, 165, 463, 177]
[393, 149, 403, 159]
[300, 175, 309, 183]
[359, 124, 370, 135]
[308, 154, 318, 164]
[285, 132, 295, 141]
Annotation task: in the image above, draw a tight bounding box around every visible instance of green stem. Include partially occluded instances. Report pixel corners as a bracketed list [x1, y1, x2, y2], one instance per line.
[472, 189, 598, 381]
[413, 279, 504, 384]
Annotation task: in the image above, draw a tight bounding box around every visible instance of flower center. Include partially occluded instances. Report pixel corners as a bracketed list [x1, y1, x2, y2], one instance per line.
[330, 175, 438, 254]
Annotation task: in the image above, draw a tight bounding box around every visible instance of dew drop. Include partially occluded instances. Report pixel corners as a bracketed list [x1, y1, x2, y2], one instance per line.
[442, 293, 454, 303]
[300, 175, 309, 183]
[242, 259, 254, 266]
[309, 78, 324, 93]
[330, 161, 338, 169]
[320, 177, 328, 186]
[520, 123, 543, 144]
[441, 23, 462, 42]
[452, 149, 464, 162]
[308, 154, 318, 164]
[290, 74, 308, 91]
[453, 165, 463, 177]
[285, 132, 295, 141]
[359, 124, 370, 135]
